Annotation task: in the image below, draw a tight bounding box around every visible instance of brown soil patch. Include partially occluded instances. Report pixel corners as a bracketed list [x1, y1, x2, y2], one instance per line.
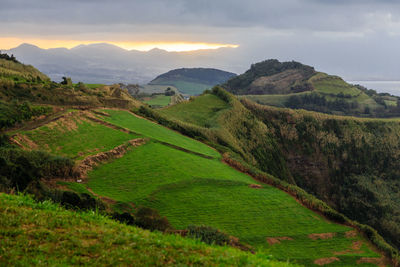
[267, 236, 294, 245]
[308, 233, 336, 240]
[314, 257, 340, 266]
[357, 257, 386, 267]
[352, 240, 362, 250]
[345, 230, 357, 238]
[10, 134, 38, 150]
[249, 184, 262, 188]
[77, 138, 147, 179]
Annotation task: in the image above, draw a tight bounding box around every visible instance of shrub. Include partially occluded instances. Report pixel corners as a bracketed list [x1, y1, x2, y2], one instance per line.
[187, 225, 230, 246]
[135, 206, 171, 232]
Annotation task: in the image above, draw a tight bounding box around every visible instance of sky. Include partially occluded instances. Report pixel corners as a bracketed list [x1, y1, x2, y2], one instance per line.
[1, 0, 400, 80]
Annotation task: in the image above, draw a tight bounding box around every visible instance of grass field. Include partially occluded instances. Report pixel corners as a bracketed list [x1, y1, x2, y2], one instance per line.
[97, 109, 220, 158]
[87, 141, 381, 266]
[310, 73, 361, 96]
[12, 105, 387, 266]
[241, 92, 311, 107]
[151, 80, 211, 95]
[143, 95, 171, 107]
[0, 193, 295, 267]
[15, 112, 137, 159]
[159, 94, 230, 127]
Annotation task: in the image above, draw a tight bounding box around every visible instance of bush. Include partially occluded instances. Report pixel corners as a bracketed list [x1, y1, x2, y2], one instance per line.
[187, 225, 230, 246]
[0, 148, 76, 192]
[135, 206, 171, 232]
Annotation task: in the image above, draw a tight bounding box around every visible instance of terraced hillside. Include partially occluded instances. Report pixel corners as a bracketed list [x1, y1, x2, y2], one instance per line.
[0, 193, 294, 267]
[12, 107, 389, 266]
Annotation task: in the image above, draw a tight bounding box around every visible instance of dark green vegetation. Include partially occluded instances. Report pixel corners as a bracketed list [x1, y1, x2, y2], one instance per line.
[244, 100, 400, 253]
[224, 59, 400, 117]
[0, 193, 294, 267]
[0, 101, 52, 129]
[149, 67, 236, 95]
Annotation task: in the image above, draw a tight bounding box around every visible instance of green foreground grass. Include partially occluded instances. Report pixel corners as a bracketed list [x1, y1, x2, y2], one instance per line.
[16, 112, 137, 159]
[87, 142, 381, 266]
[0, 193, 295, 267]
[98, 109, 220, 158]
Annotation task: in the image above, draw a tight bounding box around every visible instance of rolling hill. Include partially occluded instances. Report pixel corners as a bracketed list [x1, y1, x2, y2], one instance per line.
[149, 68, 236, 95]
[223, 59, 400, 117]
[1, 55, 399, 266]
[8, 106, 390, 266]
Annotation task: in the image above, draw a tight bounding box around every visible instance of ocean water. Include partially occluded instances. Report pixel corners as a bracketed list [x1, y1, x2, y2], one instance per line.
[347, 81, 400, 97]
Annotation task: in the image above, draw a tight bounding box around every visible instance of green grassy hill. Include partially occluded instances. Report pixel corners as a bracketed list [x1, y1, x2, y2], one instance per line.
[223, 59, 400, 117]
[11, 105, 391, 266]
[0, 193, 295, 267]
[146, 88, 400, 263]
[149, 68, 236, 95]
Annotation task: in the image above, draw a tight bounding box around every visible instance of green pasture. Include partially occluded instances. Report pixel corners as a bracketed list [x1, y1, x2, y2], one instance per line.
[97, 109, 220, 158]
[144, 95, 171, 107]
[18, 114, 137, 159]
[86, 142, 380, 266]
[159, 93, 230, 127]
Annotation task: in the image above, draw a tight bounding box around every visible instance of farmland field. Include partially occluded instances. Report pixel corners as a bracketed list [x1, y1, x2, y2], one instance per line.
[14, 111, 137, 159]
[143, 95, 171, 107]
[97, 109, 220, 158]
[159, 93, 230, 127]
[87, 142, 381, 266]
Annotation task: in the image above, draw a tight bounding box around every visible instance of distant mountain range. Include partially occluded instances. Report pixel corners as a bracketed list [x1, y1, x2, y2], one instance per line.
[4, 43, 240, 84]
[149, 68, 236, 95]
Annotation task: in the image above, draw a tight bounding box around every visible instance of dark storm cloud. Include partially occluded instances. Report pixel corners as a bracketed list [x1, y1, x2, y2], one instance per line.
[1, 0, 400, 32]
[1, 0, 400, 80]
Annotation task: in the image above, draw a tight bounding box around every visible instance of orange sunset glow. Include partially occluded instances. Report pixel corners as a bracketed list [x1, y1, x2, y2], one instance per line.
[0, 38, 239, 52]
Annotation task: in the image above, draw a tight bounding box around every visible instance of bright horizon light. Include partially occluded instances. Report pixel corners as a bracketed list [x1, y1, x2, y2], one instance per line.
[0, 38, 239, 52]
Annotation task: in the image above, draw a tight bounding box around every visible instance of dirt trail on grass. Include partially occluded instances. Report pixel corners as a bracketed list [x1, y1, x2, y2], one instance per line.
[267, 237, 294, 245]
[77, 138, 147, 179]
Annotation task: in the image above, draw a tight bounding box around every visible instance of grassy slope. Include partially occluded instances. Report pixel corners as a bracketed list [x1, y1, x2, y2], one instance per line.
[85, 111, 382, 266]
[144, 95, 171, 107]
[0, 193, 294, 267]
[151, 80, 211, 95]
[14, 111, 137, 159]
[98, 109, 220, 158]
[160, 94, 230, 127]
